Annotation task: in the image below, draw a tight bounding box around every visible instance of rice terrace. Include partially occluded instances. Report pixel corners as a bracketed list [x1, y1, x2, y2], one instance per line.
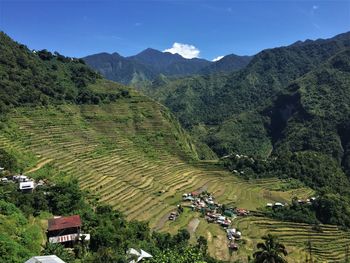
[1, 1, 350, 262]
[0, 82, 349, 262]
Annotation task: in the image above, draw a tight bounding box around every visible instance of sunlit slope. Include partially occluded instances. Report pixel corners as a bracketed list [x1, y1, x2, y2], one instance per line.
[232, 216, 350, 263]
[0, 88, 329, 262]
[0, 90, 303, 220]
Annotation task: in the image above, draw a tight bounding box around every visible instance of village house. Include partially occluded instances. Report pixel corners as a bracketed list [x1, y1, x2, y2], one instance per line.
[1, 177, 8, 183]
[273, 202, 285, 208]
[19, 181, 35, 193]
[236, 208, 249, 216]
[47, 215, 89, 247]
[13, 174, 29, 182]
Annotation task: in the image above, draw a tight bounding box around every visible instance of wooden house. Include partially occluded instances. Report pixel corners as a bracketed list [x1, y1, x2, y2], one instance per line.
[47, 215, 83, 247]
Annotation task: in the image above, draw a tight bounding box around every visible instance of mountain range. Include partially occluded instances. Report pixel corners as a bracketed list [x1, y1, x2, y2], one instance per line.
[141, 31, 350, 158]
[3, 29, 350, 262]
[83, 48, 252, 85]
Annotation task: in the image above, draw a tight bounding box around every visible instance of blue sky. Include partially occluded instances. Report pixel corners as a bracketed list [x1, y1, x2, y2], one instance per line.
[0, 0, 349, 60]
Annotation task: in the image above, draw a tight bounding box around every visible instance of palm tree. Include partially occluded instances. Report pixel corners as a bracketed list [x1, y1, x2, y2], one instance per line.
[253, 234, 288, 263]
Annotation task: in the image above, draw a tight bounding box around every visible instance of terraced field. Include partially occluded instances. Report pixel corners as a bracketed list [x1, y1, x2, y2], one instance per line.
[233, 216, 350, 262]
[0, 93, 344, 262]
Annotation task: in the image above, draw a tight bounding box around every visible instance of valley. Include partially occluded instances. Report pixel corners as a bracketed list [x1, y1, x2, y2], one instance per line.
[1, 87, 348, 262]
[1, 24, 350, 262]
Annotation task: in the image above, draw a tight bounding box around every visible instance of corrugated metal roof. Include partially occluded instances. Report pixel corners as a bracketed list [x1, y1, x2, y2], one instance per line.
[19, 181, 34, 190]
[25, 255, 66, 263]
[48, 215, 81, 231]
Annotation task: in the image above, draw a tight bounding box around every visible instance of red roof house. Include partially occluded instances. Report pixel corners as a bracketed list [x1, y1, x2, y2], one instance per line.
[47, 215, 82, 247]
[191, 191, 199, 197]
[48, 215, 81, 231]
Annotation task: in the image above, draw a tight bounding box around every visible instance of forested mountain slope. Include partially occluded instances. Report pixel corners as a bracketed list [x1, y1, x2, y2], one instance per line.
[83, 49, 251, 85]
[0, 31, 129, 113]
[146, 31, 350, 157]
[269, 48, 350, 170]
[82, 52, 157, 85]
[129, 48, 211, 76]
[139, 32, 350, 248]
[0, 32, 326, 262]
[199, 54, 252, 74]
[0, 31, 198, 161]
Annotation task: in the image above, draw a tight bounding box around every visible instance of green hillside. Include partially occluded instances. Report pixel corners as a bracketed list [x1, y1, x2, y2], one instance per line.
[0, 31, 131, 115]
[0, 97, 322, 262]
[270, 49, 350, 165]
[3, 31, 350, 262]
[145, 32, 350, 157]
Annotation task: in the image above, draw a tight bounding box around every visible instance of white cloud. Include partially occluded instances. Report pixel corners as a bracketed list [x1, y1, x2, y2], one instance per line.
[163, 42, 200, 59]
[212, 55, 224, 62]
[312, 5, 319, 10]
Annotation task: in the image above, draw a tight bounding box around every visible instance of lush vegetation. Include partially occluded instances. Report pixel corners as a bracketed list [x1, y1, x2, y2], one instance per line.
[0, 32, 131, 116]
[135, 31, 350, 232]
[0, 148, 18, 171]
[252, 234, 288, 263]
[142, 32, 350, 158]
[199, 54, 252, 75]
[0, 168, 219, 263]
[3, 28, 350, 262]
[223, 150, 350, 228]
[0, 101, 314, 262]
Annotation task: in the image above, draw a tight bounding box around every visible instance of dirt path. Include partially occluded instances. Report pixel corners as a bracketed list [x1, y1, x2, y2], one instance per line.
[187, 218, 200, 235]
[26, 159, 53, 174]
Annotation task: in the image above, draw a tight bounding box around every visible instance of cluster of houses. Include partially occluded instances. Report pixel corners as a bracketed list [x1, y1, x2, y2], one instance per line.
[181, 191, 250, 251]
[266, 196, 317, 209]
[0, 173, 46, 192]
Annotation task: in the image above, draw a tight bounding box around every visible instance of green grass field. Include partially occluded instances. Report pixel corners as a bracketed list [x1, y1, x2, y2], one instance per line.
[0, 92, 346, 262]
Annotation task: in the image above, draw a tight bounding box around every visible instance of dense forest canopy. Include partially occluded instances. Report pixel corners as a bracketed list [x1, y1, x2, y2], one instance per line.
[141, 32, 350, 158]
[0, 32, 130, 116]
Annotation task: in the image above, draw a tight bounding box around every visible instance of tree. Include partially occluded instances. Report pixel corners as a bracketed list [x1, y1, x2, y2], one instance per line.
[196, 236, 208, 254]
[93, 247, 118, 263]
[42, 243, 74, 262]
[74, 234, 89, 259]
[174, 229, 190, 244]
[0, 149, 17, 171]
[253, 234, 288, 263]
[148, 247, 207, 263]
